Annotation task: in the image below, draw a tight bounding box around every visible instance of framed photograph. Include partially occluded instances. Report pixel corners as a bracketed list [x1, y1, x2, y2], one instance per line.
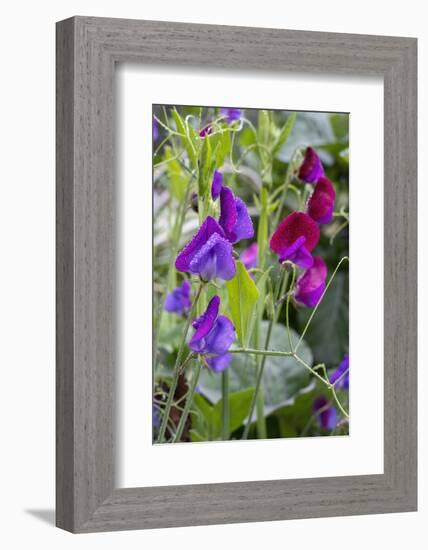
[56, 16, 417, 532]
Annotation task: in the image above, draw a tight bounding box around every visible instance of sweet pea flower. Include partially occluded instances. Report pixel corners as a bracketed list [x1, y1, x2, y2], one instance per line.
[329, 354, 349, 389]
[313, 396, 337, 430]
[241, 242, 258, 270]
[189, 296, 235, 373]
[269, 212, 320, 269]
[294, 256, 327, 308]
[164, 279, 192, 315]
[211, 170, 223, 200]
[175, 216, 236, 281]
[307, 176, 336, 224]
[220, 107, 242, 123]
[199, 125, 212, 138]
[219, 186, 254, 244]
[298, 146, 324, 183]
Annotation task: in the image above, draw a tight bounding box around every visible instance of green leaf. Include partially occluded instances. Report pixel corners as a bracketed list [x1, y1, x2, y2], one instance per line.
[189, 429, 205, 442]
[164, 146, 187, 201]
[257, 187, 269, 267]
[217, 129, 231, 167]
[198, 322, 313, 416]
[330, 113, 349, 141]
[190, 388, 255, 440]
[212, 388, 255, 437]
[190, 393, 214, 441]
[272, 112, 296, 157]
[226, 260, 259, 347]
[198, 133, 221, 198]
[297, 271, 348, 367]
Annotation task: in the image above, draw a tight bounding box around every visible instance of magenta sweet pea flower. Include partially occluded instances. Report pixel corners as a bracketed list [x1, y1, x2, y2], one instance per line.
[329, 354, 349, 389]
[295, 256, 327, 308]
[175, 216, 236, 281]
[219, 186, 254, 244]
[189, 296, 235, 373]
[298, 147, 324, 183]
[164, 280, 192, 315]
[211, 170, 223, 200]
[269, 212, 320, 269]
[313, 396, 337, 430]
[241, 242, 258, 270]
[199, 125, 212, 138]
[220, 107, 242, 123]
[307, 176, 336, 224]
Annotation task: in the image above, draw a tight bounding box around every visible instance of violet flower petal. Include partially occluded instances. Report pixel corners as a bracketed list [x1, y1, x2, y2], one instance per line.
[329, 354, 349, 389]
[199, 125, 212, 138]
[164, 279, 192, 314]
[189, 296, 220, 352]
[295, 256, 327, 307]
[313, 396, 337, 430]
[219, 187, 237, 236]
[270, 212, 320, 265]
[220, 108, 242, 123]
[206, 353, 232, 373]
[211, 170, 223, 200]
[241, 242, 258, 270]
[176, 216, 235, 281]
[205, 315, 236, 356]
[219, 187, 254, 244]
[307, 176, 336, 224]
[234, 198, 255, 242]
[298, 147, 324, 183]
[188, 232, 236, 281]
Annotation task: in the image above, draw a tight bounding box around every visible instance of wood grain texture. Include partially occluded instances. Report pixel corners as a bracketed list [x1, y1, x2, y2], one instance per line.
[56, 16, 417, 533]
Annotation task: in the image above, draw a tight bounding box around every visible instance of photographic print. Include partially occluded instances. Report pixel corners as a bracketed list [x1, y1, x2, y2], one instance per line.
[153, 105, 349, 444]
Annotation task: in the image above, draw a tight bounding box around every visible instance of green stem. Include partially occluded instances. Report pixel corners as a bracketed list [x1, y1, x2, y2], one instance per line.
[173, 361, 202, 442]
[230, 347, 294, 357]
[256, 389, 267, 439]
[153, 177, 194, 369]
[222, 369, 230, 440]
[293, 355, 349, 418]
[286, 264, 297, 351]
[330, 385, 349, 419]
[157, 283, 204, 443]
[332, 367, 349, 387]
[242, 269, 289, 440]
[272, 151, 298, 230]
[295, 256, 349, 354]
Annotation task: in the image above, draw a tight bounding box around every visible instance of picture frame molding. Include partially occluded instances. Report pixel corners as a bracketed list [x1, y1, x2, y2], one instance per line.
[56, 16, 417, 533]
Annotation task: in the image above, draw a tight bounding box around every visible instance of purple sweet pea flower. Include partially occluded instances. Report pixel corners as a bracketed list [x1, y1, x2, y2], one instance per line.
[294, 256, 327, 308]
[241, 242, 258, 270]
[220, 107, 242, 123]
[199, 125, 212, 138]
[298, 147, 324, 183]
[269, 212, 320, 269]
[153, 117, 159, 141]
[313, 396, 337, 430]
[219, 186, 254, 244]
[189, 296, 235, 373]
[211, 170, 223, 200]
[307, 176, 336, 224]
[164, 279, 192, 315]
[329, 354, 349, 389]
[175, 216, 236, 281]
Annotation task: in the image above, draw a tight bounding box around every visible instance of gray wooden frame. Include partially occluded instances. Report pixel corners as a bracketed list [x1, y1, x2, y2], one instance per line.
[56, 16, 417, 533]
